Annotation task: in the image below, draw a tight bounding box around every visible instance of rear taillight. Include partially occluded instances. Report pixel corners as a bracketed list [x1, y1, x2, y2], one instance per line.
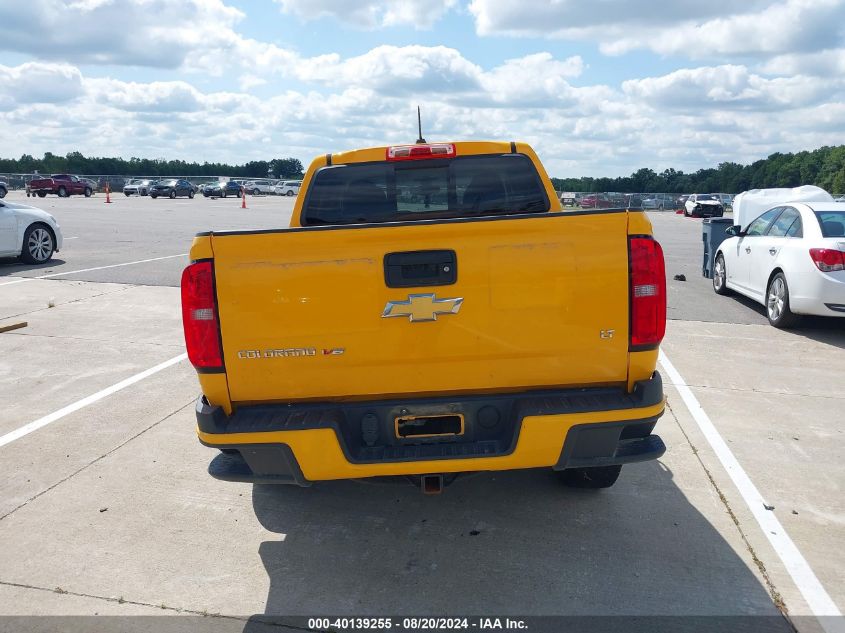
[629, 237, 666, 350]
[181, 260, 223, 370]
[809, 248, 845, 272]
[386, 143, 455, 161]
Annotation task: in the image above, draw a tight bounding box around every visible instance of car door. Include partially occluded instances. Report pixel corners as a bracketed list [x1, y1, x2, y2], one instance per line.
[732, 207, 783, 293]
[0, 202, 19, 255]
[748, 206, 802, 300]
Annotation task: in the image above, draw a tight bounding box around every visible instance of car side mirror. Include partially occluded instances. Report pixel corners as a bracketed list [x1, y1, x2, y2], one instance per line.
[725, 225, 742, 237]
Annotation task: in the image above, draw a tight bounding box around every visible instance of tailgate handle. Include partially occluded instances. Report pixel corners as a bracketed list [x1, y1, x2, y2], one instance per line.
[384, 250, 457, 288]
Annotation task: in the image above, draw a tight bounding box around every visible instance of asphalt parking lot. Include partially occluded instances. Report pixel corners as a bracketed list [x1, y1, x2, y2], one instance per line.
[0, 191, 843, 632]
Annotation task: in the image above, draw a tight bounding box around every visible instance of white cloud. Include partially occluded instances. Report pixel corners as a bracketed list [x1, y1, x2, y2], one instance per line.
[275, 0, 457, 29]
[0, 50, 843, 180]
[622, 65, 840, 111]
[0, 63, 84, 111]
[468, 0, 845, 59]
[0, 0, 248, 69]
[290, 46, 585, 108]
[760, 48, 845, 76]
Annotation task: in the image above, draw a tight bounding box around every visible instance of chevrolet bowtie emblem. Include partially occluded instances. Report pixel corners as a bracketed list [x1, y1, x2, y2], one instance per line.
[382, 293, 463, 322]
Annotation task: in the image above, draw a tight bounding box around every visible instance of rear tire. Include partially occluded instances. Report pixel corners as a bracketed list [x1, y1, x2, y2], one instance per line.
[766, 273, 800, 328]
[151, 193, 157, 199]
[84, 187, 92, 197]
[221, 189, 227, 198]
[713, 253, 731, 295]
[169, 190, 176, 199]
[188, 190, 194, 199]
[0, 187, 6, 198]
[286, 190, 295, 196]
[57, 186, 68, 198]
[21, 224, 55, 264]
[558, 465, 622, 489]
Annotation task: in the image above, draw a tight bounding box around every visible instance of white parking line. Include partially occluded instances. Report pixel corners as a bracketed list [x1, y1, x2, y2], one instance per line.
[659, 351, 843, 629]
[0, 353, 188, 449]
[0, 253, 187, 286]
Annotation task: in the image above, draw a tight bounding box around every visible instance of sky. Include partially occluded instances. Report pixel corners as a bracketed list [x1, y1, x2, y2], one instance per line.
[0, 0, 844, 177]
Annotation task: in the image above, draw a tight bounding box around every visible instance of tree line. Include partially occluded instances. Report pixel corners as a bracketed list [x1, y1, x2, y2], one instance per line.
[551, 145, 845, 194]
[0, 152, 304, 179]
[2, 145, 844, 193]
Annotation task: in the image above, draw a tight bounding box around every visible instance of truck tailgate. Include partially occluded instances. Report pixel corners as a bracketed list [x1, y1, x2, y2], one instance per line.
[211, 211, 630, 403]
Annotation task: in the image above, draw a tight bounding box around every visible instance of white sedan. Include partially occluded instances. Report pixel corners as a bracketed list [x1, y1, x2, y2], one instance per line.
[0, 199, 63, 264]
[712, 202, 845, 327]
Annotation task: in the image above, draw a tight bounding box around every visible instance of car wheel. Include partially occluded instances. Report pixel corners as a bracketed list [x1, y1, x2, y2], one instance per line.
[188, 190, 194, 199]
[221, 189, 227, 198]
[252, 188, 259, 195]
[84, 187, 92, 197]
[713, 253, 731, 296]
[169, 190, 176, 199]
[37, 192, 47, 198]
[766, 272, 800, 328]
[124, 192, 131, 196]
[0, 187, 6, 199]
[237, 190, 243, 198]
[141, 190, 147, 196]
[151, 194, 157, 199]
[57, 186, 68, 198]
[557, 465, 622, 489]
[21, 224, 55, 264]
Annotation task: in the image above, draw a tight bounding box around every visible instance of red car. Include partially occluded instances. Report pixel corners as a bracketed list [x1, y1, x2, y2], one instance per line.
[580, 193, 615, 209]
[28, 174, 93, 198]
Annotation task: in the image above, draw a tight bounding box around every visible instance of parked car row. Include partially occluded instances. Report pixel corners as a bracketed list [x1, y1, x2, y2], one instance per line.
[557, 191, 737, 213]
[14, 175, 304, 199]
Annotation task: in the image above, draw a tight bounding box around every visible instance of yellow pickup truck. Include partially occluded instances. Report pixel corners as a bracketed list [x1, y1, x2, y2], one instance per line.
[181, 141, 666, 493]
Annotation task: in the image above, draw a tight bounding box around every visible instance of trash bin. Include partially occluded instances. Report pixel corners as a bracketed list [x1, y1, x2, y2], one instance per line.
[702, 218, 734, 279]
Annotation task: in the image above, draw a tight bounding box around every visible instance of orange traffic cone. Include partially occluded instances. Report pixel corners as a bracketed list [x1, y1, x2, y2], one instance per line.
[104, 182, 112, 204]
[241, 187, 247, 209]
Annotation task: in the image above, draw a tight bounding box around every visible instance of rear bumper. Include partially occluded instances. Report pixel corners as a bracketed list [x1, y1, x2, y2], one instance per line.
[197, 373, 666, 485]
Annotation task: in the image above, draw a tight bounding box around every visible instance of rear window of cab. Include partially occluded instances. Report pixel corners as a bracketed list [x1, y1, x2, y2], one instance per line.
[302, 154, 549, 226]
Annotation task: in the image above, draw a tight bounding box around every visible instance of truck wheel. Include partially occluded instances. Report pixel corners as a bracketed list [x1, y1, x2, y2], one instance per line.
[713, 253, 731, 296]
[766, 273, 800, 328]
[37, 192, 47, 198]
[57, 186, 68, 198]
[84, 187, 92, 197]
[21, 224, 55, 264]
[558, 465, 622, 489]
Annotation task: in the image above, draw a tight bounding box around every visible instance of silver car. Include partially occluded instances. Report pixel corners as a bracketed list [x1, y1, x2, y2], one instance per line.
[123, 179, 157, 196]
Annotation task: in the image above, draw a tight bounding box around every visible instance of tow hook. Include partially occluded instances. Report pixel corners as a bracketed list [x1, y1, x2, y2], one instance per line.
[421, 473, 445, 495]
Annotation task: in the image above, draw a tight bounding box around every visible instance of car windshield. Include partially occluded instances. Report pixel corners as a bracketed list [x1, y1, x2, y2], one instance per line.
[815, 211, 845, 237]
[700, 194, 719, 201]
[302, 154, 549, 226]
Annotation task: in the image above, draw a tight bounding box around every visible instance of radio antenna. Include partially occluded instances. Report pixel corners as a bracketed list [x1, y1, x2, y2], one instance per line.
[416, 106, 426, 144]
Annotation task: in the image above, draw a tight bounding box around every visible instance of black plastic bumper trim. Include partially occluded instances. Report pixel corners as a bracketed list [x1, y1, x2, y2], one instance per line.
[198, 373, 664, 468]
